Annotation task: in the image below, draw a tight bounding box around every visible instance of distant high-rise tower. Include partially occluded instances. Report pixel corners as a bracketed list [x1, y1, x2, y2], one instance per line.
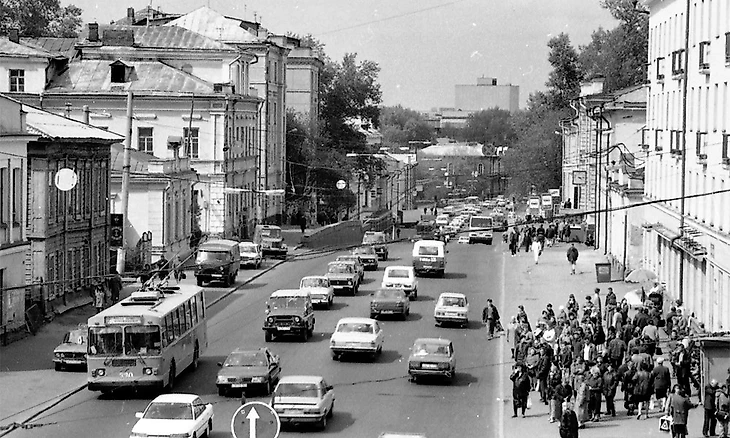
[454, 76, 519, 112]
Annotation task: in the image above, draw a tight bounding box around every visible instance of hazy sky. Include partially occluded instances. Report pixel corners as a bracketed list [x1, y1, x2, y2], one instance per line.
[67, 0, 618, 111]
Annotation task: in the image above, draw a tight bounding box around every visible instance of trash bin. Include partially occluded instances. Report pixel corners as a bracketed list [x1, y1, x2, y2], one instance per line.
[595, 263, 612, 283]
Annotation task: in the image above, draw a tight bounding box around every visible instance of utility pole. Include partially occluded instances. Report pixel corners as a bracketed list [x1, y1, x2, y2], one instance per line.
[677, 0, 691, 301]
[116, 91, 133, 274]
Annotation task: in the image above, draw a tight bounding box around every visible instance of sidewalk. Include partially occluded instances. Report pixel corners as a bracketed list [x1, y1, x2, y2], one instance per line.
[498, 238, 704, 438]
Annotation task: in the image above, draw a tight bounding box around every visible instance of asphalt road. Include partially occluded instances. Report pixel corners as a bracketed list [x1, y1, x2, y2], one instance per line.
[9, 240, 505, 438]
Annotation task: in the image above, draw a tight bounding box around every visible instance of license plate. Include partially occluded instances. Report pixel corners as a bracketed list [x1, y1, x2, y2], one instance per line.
[232, 383, 248, 388]
[382, 310, 394, 314]
[423, 265, 432, 269]
[448, 312, 459, 316]
[422, 364, 438, 369]
[278, 326, 291, 331]
[284, 409, 301, 415]
[119, 371, 133, 378]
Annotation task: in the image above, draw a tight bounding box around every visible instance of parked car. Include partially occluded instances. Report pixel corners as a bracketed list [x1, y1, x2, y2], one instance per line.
[434, 292, 469, 328]
[351, 246, 379, 271]
[299, 276, 335, 309]
[329, 317, 384, 361]
[457, 235, 470, 244]
[370, 288, 410, 320]
[238, 241, 263, 269]
[129, 394, 213, 438]
[271, 375, 335, 429]
[325, 262, 359, 295]
[362, 231, 389, 260]
[380, 266, 418, 300]
[215, 347, 281, 396]
[263, 289, 315, 342]
[335, 255, 365, 281]
[53, 325, 88, 371]
[407, 338, 456, 384]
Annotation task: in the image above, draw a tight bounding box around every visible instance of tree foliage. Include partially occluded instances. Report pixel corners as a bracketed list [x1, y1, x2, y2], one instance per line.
[462, 109, 517, 146]
[0, 0, 82, 37]
[544, 33, 584, 110]
[379, 105, 435, 147]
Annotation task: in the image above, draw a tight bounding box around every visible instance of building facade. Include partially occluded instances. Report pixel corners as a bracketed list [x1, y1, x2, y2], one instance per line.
[641, 0, 730, 331]
[455, 76, 520, 113]
[0, 96, 33, 333]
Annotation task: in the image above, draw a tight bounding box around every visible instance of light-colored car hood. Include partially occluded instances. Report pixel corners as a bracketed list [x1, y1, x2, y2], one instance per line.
[54, 343, 87, 354]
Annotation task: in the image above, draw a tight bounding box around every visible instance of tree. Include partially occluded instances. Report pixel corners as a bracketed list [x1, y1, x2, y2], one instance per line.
[0, 0, 82, 37]
[544, 33, 584, 109]
[461, 109, 517, 146]
[379, 105, 435, 147]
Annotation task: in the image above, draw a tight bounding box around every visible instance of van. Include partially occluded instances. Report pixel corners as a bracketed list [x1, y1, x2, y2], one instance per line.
[411, 240, 447, 277]
[253, 224, 287, 258]
[194, 239, 241, 287]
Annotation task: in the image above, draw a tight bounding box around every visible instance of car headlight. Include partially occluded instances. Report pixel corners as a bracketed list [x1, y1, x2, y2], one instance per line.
[293, 316, 301, 323]
[55, 352, 62, 358]
[216, 375, 226, 383]
[330, 339, 336, 346]
[267, 317, 274, 324]
[96, 368, 105, 377]
[409, 361, 420, 369]
[251, 376, 264, 383]
[347, 279, 353, 285]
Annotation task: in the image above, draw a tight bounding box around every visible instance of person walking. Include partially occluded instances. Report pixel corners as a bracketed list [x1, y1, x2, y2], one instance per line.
[531, 239, 542, 265]
[602, 363, 619, 417]
[669, 385, 699, 438]
[567, 244, 579, 275]
[586, 367, 604, 422]
[716, 383, 730, 438]
[511, 363, 531, 418]
[633, 361, 654, 420]
[651, 357, 672, 413]
[559, 402, 580, 438]
[94, 280, 106, 314]
[107, 268, 123, 304]
[703, 379, 719, 437]
[604, 288, 617, 328]
[482, 298, 500, 340]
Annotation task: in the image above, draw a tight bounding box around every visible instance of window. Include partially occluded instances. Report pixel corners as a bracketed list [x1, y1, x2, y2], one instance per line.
[9, 70, 24, 92]
[111, 65, 126, 83]
[726, 32, 730, 62]
[655, 129, 664, 151]
[699, 41, 711, 70]
[12, 168, 21, 224]
[138, 127, 153, 154]
[656, 57, 665, 80]
[0, 168, 6, 225]
[696, 132, 707, 158]
[671, 50, 685, 75]
[722, 134, 730, 161]
[183, 127, 199, 159]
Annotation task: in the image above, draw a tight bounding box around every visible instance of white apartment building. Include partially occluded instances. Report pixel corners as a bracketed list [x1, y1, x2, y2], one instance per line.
[642, 0, 730, 331]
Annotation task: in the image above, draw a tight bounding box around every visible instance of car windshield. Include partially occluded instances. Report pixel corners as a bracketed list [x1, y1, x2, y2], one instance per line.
[336, 256, 358, 264]
[259, 228, 281, 238]
[353, 247, 375, 255]
[224, 352, 267, 367]
[337, 322, 374, 334]
[412, 343, 450, 356]
[418, 246, 439, 256]
[439, 297, 465, 307]
[301, 278, 328, 288]
[387, 269, 410, 279]
[328, 264, 353, 274]
[143, 402, 193, 420]
[363, 234, 385, 244]
[374, 289, 403, 300]
[196, 251, 229, 263]
[239, 244, 257, 253]
[276, 383, 319, 398]
[88, 326, 123, 356]
[124, 325, 162, 356]
[64, 329, 87, 345]
[269, 296, 306, 310]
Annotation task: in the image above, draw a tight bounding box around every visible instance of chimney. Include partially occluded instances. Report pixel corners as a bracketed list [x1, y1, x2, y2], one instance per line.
[8, 28, 19, 44]
[127, 7, 135, 20]
[88, 23, 99, 42]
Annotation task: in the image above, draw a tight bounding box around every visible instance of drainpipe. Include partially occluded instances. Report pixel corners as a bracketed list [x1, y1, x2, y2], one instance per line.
[599, 108, 612, 255]
[677, 0, 691, 302]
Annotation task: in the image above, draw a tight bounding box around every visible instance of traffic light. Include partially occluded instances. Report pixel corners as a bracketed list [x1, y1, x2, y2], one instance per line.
[110, 213, 123, 247]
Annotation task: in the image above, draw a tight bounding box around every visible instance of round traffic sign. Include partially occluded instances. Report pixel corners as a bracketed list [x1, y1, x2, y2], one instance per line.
[231, 401, 281, 438]
[54, 168, 78, 191]
[336, 179, 346, 190]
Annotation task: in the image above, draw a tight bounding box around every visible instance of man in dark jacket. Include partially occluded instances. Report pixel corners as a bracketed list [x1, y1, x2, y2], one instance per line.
[482, 298, 500, 340]
[511, 363, 531, 418]
[651, 356, 672, 413]
[537, 346, 552, 404]
[606, 329, 627, 369]
[559, 403, 579, 438]
[586, 366, 604, 422]
[566, 243, 579, 275]
[602, 363, 619, 417]
[703, 379, 719, 437]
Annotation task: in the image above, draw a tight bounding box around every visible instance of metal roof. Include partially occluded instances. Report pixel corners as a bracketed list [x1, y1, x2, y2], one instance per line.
[46, 59, 215, 94]
[20, 37, 77, 57]
[22, 104, 123, 141]
[166, 6, 260, 44]
[0, 38, 51, 58]
[90, 24, 235, 51]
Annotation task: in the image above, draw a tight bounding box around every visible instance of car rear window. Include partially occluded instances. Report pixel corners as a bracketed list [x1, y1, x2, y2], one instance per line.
[387, 269, 410, 278]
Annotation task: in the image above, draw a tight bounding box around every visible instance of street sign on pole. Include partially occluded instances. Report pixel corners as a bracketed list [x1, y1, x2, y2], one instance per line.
[231, 402, 281, 438]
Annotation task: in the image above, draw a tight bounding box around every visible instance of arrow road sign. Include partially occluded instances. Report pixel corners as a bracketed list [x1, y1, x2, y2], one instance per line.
[231, 401, 281, 438]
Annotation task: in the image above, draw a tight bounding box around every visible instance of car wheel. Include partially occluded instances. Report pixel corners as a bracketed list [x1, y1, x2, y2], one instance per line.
[328, 297, 333, 308]
[54, 363, 62, 371]
[410, 375, 419, 384]
[206, 419, 213, 438]
[265, 331, 273, 342]
[370, 313, 377, 319]
[218, 386, 227, 397]
[196, 277, 204, 287]
[401, 311, 408, 321]
[301, 330, 308, 342]
[318, 413, 328, 430]
[331, 351, 340, 361]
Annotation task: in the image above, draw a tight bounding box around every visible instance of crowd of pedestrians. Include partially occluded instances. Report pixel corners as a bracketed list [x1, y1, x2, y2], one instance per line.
[503, 279, 730, 438]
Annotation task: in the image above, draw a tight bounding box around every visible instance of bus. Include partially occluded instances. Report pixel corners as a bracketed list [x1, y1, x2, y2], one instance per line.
[468, 215, 494, 245]
[86, 284, 207, 394]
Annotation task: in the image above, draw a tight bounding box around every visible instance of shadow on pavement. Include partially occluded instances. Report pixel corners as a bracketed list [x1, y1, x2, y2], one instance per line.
[326, 301, 349, 311]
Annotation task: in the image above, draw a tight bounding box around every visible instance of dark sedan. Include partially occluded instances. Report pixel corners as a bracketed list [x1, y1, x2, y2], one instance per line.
[370, 288, 410, 320]
[216, 348, 281, 396]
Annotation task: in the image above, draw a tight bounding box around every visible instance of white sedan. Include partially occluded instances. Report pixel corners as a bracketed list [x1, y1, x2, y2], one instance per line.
[300, 275, 335, 308]
[330, 317, 384, 361]
[129, 394, 213, 438]
[434, 292, 469, 328]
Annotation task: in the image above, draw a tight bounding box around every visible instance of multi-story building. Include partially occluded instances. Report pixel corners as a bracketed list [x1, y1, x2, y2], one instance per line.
[0, 95, 33, 334]
[269, 35, 323, 123]
[415, 139, 506, 201]
[455, 76, 520, 113]
[641, 0, 730, 331]
[168, 7, 289, 224]
[7, 25, 262, 257]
